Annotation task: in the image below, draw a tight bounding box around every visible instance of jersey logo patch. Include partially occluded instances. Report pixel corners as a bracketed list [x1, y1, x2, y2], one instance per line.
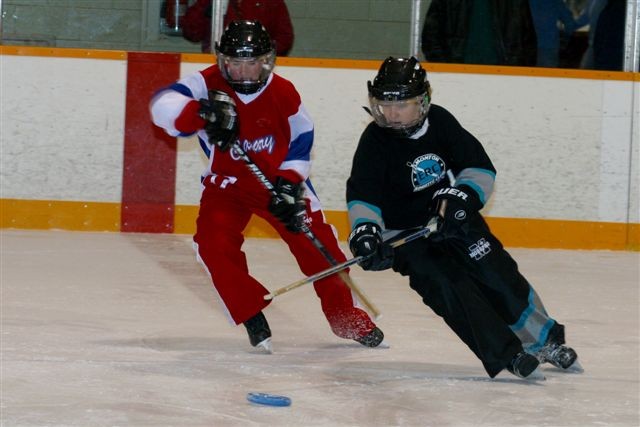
[468, 238, 491, 260]
[406, 154, 446, 191]
[232, 136, 275, 161]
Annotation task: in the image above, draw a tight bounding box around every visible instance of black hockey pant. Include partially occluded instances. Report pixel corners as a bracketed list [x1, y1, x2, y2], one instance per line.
[392, 214, 562, 377]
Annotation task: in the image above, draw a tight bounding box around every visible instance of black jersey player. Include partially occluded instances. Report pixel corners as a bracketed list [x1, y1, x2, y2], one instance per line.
[346, 56, 582, 380]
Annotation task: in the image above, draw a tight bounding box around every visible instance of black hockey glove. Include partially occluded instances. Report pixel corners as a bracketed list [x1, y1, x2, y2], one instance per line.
[199, 90, 238, 151]
[348, 223, 393, 271]
[431, 185, 482, 240]
[268, 177, 308, 233]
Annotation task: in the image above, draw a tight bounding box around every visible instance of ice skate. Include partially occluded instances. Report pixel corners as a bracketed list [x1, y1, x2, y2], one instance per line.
[253, 337, 273, 354]
[507, 351, 546, 381]
[536, 343, 583, 373]
[243, 311, 272, 354]
[354, 326, 387, 348]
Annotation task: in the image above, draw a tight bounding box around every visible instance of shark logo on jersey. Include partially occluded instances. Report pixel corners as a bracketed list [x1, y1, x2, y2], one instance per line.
[231, 135, 275, 160]
[406, 154, 446, 191]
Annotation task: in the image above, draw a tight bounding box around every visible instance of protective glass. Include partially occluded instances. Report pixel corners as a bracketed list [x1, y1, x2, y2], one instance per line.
[369, 95, 428, 131]
[217, 51, 275, 91]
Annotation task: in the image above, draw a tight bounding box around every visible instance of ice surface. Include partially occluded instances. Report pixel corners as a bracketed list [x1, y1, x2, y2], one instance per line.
[1, 230, 638, 426]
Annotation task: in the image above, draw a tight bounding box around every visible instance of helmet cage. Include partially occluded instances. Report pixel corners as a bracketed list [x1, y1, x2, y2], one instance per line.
[367, 57, 430, 136]
[215, 20, 276, 94]
[368, 94, 429, 135]
[217, 52, 275, 94]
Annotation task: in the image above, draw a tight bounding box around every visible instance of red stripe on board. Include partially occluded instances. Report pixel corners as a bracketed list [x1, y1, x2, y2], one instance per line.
[121, 52, 180, 233]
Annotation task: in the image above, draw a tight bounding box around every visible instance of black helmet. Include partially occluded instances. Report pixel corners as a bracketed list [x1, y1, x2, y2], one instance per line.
[216, 20, 274, 58]
[367, 57, 431, 137]
[368, 56, 428, 101]
[215, 20, 276, 94]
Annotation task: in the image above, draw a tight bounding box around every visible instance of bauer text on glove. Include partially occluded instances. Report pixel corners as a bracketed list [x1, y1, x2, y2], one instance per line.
[431, 185, 482, 239]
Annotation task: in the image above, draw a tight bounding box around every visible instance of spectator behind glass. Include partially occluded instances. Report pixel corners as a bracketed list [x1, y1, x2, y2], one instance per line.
[182, 0, 294, 55]
[528, 0, 588, 67]
[592, 0, 626, 71]
[579, 0, 608, 69]
[421, 0, 537, 66]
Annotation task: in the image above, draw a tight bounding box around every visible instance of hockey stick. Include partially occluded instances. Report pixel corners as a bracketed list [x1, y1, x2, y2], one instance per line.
[229, 143, 381, 319]
[264, 216, 440, 301]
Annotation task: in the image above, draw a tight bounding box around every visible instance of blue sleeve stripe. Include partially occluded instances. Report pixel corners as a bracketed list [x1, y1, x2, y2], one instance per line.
[347, 200, 383, 216]
[305, 178, 317, 197]
[457, 180, 487, 204]
[477, 168, 496, 179]
[170, 82, 195, 98]
[456, 167, 495, 205]
[198, 137, 211, 158]
[347, 200, 384, 229]
[285, 129, 313, 161]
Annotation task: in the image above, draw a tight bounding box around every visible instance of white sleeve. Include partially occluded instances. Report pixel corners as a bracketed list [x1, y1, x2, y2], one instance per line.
[149, 72, 208, 136]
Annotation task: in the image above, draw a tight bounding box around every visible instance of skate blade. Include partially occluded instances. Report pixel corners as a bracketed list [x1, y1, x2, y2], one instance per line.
[254, 337, 273, 354]
[375, 340, 391, 349]
[507, 367, 546, 381]
[525, 367, 546, 381]
[564, 359, 584, 373]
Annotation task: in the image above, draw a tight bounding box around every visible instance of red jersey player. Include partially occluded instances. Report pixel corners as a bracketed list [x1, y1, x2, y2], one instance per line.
[150, 20, 384, 353]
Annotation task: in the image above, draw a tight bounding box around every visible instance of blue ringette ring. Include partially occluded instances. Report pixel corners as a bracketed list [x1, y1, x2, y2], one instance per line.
[246, 392, 292, 407]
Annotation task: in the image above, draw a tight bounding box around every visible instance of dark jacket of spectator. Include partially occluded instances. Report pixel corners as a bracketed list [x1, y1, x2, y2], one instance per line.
[592, 0, 626, 71]
[421, 0, 537, 66]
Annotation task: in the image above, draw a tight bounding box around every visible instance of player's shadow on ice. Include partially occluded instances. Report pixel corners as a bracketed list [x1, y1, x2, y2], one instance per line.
[326, 360, 546, 385]
[94, 336, 248, 354]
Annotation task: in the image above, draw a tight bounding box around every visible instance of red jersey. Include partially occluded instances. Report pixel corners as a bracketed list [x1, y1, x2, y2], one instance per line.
[150, 64, 314, 194]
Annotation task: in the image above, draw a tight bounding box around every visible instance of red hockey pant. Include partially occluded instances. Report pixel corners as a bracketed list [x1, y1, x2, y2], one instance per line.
[193, 175, 376, 340]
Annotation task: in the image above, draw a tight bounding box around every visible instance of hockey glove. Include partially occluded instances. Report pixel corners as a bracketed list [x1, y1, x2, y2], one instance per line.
[348, 223, 393, 271]
[431, 185, 482, 240]
[268, 177, 308, 233]
[199, 90, 238, 151]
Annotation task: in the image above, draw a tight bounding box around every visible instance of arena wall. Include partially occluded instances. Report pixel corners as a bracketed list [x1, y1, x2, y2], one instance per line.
[1, 47, 638, 249]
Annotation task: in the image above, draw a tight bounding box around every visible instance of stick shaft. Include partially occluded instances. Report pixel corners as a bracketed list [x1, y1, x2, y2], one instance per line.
[264, 256, 364, 299]
[338, 271, 381, 319]
[230, 143, 380, 317]
[264, 218, 440, 303]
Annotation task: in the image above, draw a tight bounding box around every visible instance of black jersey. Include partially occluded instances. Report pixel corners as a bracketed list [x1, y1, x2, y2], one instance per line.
[347, 104, 496, 230]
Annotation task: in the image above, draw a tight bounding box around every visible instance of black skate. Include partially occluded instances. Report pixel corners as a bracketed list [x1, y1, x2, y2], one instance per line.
[507, 351, 545, 380]
[354, 327, 387, 348]
[536, 343, 583, 372]
[243, 311, 272, 354]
